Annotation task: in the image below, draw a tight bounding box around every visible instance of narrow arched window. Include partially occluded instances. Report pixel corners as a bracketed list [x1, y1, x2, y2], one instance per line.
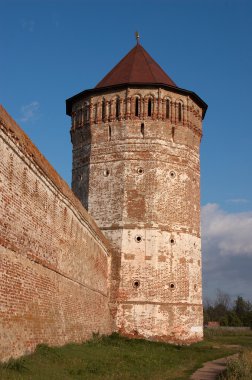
[171, 126, 175, 142]
[116, 98, 120, 119]
[178, 102, 182, 122]
[94, 104, 97, 122]
[166, 99, 170, 119]
[102, 99, 106, 121]
[84, 102, 89, 122]
[135, 97, 139, 117]
[141, 123, 144, 138]
[148, 98, 152, 117]
[77, 108, 83, 125]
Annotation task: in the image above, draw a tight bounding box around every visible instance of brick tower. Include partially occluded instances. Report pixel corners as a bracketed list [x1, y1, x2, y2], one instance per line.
[66, 39, 207, 343]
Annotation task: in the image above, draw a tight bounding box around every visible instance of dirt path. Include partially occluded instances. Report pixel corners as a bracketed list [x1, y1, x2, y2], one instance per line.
[190, 353, 238, 380]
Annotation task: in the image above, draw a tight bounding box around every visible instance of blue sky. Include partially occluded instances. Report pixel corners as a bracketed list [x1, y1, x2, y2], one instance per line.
[1, 0, 252, 303]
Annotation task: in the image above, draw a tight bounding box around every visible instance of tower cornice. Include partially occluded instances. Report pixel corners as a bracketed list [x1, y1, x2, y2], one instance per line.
[66, 83, 207, 119]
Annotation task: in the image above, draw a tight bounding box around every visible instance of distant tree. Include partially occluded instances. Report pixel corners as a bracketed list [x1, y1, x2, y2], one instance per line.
[247, 312, 252, 329]
[203, 290, 252, 328]
[213, 289, 231, 321]
[235, 296, 251, 315]
[227, 311, 242, 327]
[219, 315, 229, 326]
[234, 296, 252, 327]
[215, 289, 231, 311]
[203, 297, 214, 325]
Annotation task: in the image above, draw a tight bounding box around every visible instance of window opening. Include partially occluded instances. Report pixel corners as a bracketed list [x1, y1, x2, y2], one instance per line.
[135, 235, 142, 243]
[178, 102, 182, 122]
[171, 126, 175, 141]
[166, 99, 170, 119]
[148, 98, 152, 117]
[141, 123, 144, 138]
[116, 98, 120, 119]
[94, 104, 97, 122]
[85, 104, 89, 122]
[137, 167, 144, 174]
[103, 169, 110, 177]
[135, 97, 139, 117]
[170, 171, 176, 179]
[170, 238, 175, 244]
[102, 99, 106, 121]
[133, 280, 140, 289]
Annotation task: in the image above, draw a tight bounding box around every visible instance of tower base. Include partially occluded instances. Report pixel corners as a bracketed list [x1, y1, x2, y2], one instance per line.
[116, 303, 203, 344]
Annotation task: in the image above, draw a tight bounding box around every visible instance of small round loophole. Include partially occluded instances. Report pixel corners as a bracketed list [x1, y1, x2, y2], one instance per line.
[135, 235, 142, 243]
[137, 167, 144, 174]
[103, 169, 110, 177]
[170, 283, 175, 289]
[170, 171, 176, 178]
[170, 238, 175, 245]
[133, 280, 140, 289]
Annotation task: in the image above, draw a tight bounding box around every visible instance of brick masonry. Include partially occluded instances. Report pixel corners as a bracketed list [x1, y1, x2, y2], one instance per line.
[0, 106, 113, 362]
[0, 57, 206, 360]
[71, 86, 204, 343]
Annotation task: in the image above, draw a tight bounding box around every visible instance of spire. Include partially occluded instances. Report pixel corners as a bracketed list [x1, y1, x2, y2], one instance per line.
[95, 43, 177, 89]
[135, 31, 140, 45]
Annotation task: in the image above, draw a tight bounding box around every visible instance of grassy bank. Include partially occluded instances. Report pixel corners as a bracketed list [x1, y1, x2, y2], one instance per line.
[219, 350, 252, 380]
[1, 330, 252, 380]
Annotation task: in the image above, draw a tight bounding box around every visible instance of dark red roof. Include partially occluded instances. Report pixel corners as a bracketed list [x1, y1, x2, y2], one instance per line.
[95, 43, 177, 88]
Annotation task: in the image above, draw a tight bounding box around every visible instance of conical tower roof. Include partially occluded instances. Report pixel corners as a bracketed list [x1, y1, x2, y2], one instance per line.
[96, 43, 177, 89]
[66, 42, 207, 118]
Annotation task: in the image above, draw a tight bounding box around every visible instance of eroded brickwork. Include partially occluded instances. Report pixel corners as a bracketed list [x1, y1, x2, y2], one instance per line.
[0, 106, 113, 362]
[71, 86, 204, 343]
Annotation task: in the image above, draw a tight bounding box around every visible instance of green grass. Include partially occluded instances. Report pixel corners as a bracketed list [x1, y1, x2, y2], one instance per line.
[204, 328, 252, 348]
[219, 350, 252, 380]
[0, 330, 252, 380]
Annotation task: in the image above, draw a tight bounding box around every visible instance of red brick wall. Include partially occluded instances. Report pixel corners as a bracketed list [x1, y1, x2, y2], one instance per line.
[0, 106, 113, 362]
[70, 87, 204, 343]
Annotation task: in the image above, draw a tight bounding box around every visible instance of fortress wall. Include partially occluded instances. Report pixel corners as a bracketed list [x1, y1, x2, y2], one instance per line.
[0, 105, 113, 362]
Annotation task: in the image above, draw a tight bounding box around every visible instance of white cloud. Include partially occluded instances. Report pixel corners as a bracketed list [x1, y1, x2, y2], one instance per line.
[20, 101, 40, 123]
[202, 203, 252, 257]
[201, 203, 252, 301]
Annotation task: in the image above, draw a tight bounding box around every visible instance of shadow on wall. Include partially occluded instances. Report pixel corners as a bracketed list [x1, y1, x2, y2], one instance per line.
[70, 121, 91, 210]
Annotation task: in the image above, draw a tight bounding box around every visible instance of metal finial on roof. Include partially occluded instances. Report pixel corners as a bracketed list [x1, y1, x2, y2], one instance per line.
[135, 31, 140, 45]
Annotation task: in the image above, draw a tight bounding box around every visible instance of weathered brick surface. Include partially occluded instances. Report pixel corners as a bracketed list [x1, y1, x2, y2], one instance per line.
[0, 106, 113, 362]
[71, 87, 204, 343]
